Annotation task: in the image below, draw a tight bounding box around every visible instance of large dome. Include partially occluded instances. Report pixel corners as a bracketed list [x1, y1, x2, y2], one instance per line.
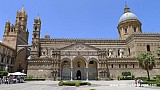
[119, 12, 138, 22]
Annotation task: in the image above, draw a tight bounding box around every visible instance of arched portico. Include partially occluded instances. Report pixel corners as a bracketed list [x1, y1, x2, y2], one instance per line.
[61, 58, 71, 80]
[88, 58, 98, 80]
[72, 56, 88, 80]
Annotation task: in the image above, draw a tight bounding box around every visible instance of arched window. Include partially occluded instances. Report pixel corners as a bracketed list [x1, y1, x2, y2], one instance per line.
[35, 26, 37, 31]
[147, 45, 150, 51]
[133, 64, 135, 68]
[125, 64, 127, 68]
[128, 48, 130, 56]
[111, 64, 113, 68]
[125, 28, 127, 33]
[134, 27, 136, 32]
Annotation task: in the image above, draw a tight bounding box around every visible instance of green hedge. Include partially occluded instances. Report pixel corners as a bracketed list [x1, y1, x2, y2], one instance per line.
[156, 83, 160, 87]
[122, 72, 131, 77]
[0, 71, 8, 78]
[143, 81, 160, 87]
[24, 78, 45, 81]
[58, 81, 91, 87]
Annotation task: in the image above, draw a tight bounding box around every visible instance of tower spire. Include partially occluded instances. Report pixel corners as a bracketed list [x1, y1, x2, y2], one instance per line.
[21, 5, 25, 13]
[125, 1, 127, 7]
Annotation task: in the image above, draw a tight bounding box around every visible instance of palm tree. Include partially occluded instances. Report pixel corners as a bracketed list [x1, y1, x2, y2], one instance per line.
[137, 52, 156, 80]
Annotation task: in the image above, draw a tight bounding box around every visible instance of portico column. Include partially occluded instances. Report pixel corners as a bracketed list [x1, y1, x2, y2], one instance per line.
[70, 60, 73, 81]
[70, 68, 73, 81]
[86, 68, 88, 81]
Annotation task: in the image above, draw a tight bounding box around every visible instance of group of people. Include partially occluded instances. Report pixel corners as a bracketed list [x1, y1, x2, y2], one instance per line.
[0, 76, 23, 84]
[135, 78, 143, 87]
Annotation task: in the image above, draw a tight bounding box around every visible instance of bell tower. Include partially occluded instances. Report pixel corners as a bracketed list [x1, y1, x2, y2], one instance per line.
[2, 6, 29, 49]
[30, 16, 41, 58]
[117, 4, 142, 40]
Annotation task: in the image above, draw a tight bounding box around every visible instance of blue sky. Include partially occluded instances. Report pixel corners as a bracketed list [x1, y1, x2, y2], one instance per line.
[0, 0, 160, 44]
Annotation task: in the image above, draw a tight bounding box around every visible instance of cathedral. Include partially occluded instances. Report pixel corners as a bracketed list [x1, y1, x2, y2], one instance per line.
[1, 5, 160, 80]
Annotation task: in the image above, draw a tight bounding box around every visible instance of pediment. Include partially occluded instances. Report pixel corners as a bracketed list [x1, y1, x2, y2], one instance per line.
[60, 43, 99, 51]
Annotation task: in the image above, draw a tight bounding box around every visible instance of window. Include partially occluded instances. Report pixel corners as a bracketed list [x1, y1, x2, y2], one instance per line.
[119, 64, 121, 68]
[125, 64, 127, 68]
[34, 34, 36, 38]
[35, 26, 37, 31]
[128, 48, 130, 56]
[147, 45, 150, 51]
[118, 50, 120, 56]
[134, 27, 136, 32]
[125, 28, 127, 33]
[111, 64, 113, 68]
[133, 64, 135, 68]
[11, 29, 13, 32]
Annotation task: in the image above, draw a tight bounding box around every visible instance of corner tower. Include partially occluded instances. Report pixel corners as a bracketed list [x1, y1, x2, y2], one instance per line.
[117, 4, 142, 40]
[2, 6, 29, 49]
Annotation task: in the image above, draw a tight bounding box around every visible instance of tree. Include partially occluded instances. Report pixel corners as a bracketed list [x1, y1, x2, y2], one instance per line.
[137, 52, 156, 80]
[157, 47, 160, 56]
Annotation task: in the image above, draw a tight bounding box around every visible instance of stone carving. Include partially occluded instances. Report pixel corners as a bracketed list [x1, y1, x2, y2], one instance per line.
[119, 49, 124, 58]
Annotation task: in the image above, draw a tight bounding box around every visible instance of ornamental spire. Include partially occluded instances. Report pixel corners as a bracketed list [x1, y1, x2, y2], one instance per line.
[21, 5, 25, 13]
[124, 2, 130, 13]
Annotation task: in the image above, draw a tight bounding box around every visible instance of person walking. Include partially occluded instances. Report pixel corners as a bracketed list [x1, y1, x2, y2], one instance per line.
[140, 79, 143, 87]
[135, 79, 138, 87]
[0, 78, 2, 84]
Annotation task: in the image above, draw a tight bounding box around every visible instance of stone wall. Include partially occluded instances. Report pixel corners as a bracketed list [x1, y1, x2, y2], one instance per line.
[109, 69, 160, 79]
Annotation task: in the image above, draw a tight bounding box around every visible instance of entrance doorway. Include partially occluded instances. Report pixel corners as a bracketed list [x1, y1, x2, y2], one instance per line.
[76, 70, 81, 80]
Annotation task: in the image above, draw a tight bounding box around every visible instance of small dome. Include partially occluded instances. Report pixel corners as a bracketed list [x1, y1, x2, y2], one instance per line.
[119, 12, 138, 22]
[44, 34, 50, 39]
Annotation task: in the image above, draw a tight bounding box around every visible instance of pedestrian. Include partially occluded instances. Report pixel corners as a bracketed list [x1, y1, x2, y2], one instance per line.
[138, 79, 142, 87]
[0, 78, 1, 84]
[135, 79, 138, 87]
[141, 79, 143, 87]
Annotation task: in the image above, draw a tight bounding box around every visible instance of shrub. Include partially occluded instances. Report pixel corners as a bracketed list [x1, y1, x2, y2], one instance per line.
[156, 83, 160, 87]
[24, 78, 45, 81]
[87, 82, 91, 85]
[122, 72, 131, 77]
[142, 81, 148, 84]
[156, 75, 160, 80]
[0, 71, 8, 78]
[120, 77, 133, 80]
[136, 77, 148, 81]
[75, 82, 80, 87]
[131, 75, 135, 79]
[90, 89, 96, 90]
[58, 81, 91, 86]
[58, 81, 63, 86]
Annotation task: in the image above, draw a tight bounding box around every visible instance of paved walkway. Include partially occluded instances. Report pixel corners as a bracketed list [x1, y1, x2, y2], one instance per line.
[0, 80, 160, 90]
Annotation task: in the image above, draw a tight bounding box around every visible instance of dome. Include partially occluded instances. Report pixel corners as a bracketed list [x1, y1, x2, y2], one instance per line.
[44, 34, 50, 39]
[119, 12, 138, 22]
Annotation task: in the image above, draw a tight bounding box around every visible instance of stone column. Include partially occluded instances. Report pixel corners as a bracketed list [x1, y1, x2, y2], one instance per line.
[70, 68, 73, 81]
[98, 69, 100, 78]
[86, 68, 89, 81]
[70, 60, 73, 81]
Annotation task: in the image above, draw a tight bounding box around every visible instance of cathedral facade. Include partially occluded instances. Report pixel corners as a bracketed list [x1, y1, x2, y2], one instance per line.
[1, 5, 160, 80]
[27, 5, 160, 80]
